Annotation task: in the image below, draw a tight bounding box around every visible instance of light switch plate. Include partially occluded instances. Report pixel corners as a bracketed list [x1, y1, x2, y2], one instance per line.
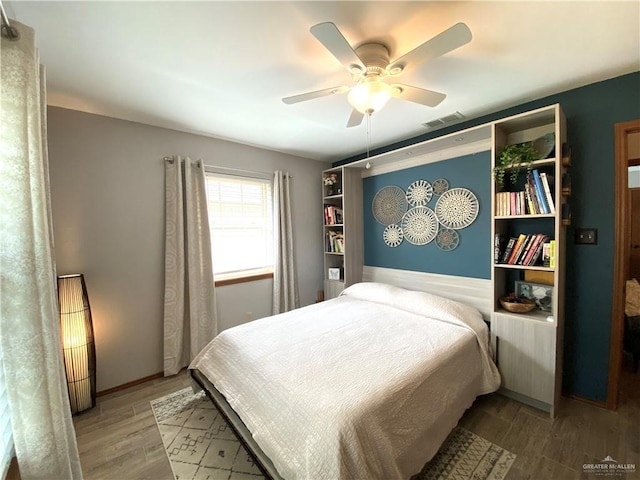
[575, 228, 597, 245]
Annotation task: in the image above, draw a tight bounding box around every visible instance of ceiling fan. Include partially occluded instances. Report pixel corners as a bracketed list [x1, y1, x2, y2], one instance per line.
[282, 22, 472, 127]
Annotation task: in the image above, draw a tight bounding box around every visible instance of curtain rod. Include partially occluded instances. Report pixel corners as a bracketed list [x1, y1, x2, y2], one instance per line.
[0, 1, 19, 40]
[163, 156, 202, 167]
[207, 165, 293, 180]
[164, 157, 292, 179]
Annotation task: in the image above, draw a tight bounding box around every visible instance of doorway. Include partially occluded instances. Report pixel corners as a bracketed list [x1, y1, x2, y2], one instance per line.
[629, 187, 640, 280]
[609, 119, 640, 409]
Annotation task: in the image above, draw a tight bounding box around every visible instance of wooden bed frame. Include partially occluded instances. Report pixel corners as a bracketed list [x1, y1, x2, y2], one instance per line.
[190, 368, 283, 480]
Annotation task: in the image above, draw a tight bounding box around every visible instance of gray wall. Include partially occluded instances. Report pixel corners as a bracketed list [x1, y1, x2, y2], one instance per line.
[47, 107, 328, 391]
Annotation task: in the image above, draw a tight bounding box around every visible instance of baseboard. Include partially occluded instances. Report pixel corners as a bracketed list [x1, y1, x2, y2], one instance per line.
[566, 393, 610, 410]
[97, 371, 163, 397]
[498, 388, 551, 414]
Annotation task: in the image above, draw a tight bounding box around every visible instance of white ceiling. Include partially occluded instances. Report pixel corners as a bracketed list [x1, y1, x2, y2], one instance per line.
[6, 1, 640, 163]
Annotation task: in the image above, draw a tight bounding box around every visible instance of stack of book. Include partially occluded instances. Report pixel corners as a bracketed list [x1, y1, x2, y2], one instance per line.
[495, 233, 550, 266]
[495, 191, 526, 216]
[323, 205, 343, 225]
[495, 169, 555, 216]
[326, 231, 344, 253]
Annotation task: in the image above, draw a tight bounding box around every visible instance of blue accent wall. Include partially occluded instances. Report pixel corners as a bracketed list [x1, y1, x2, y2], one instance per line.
[337, 72, 640, 403]
[364, 152, 491, 279]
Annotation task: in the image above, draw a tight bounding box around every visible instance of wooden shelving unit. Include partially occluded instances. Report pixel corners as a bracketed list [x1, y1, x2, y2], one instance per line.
[490, 104, 568, 417]
[322, 166, 363, 300]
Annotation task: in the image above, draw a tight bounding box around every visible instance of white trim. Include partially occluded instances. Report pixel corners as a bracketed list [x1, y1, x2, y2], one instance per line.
[362, 265, 492, 320]
[347, 122, 491, 176]
[214, 266, 274, 282]
[204, 165, 273, 181]
[362, 138, 491, 177]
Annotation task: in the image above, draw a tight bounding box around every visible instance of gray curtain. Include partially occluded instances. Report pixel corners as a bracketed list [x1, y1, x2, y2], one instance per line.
[0, 21, 83, 479]
[273, 171, 299, 313]
[163, 156, 217, 376]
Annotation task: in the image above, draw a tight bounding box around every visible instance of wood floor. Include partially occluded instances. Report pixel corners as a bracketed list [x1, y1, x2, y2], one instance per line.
[74, 368, 639, 480]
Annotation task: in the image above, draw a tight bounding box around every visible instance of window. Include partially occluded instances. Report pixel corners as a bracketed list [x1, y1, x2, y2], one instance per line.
[204, 171, 273, 282]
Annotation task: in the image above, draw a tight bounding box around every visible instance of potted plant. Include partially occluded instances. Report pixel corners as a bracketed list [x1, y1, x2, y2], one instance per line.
[494, 142, 539, 186]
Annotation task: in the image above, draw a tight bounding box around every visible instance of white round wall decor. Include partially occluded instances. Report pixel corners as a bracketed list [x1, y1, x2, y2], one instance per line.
[400, 206, 438, 245]
[372, 185, 408, 225]
[436, 228, 460, 251]
[406, 180, 433, 206]
[432, 178, 450, 196]
[383, 224, 404, 247]
[435, 187, 479, 230]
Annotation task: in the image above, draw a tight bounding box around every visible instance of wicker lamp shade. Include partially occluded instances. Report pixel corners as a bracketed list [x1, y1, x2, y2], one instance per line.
[57, 274, 96, 414]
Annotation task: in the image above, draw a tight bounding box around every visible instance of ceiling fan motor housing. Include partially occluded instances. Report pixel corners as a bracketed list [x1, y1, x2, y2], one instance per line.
[354, 43, 390, 78]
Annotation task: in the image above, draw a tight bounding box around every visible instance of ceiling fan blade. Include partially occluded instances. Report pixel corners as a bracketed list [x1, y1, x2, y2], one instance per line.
[346, 108, 364, 128]
[310, 22, 366, 74]
[390, 84, 447, 107]
[282, 86, 349, 104]
[388, 23, 472, 73]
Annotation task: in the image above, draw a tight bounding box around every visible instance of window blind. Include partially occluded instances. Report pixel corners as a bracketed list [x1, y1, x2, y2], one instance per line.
[204, 173, 274, 276]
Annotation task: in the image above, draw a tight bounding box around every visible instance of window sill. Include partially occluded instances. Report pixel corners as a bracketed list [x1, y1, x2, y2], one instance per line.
[215, 271, 274, 287]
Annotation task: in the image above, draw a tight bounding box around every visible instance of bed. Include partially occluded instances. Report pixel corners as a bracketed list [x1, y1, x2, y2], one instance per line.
[189, 282, 501, 480]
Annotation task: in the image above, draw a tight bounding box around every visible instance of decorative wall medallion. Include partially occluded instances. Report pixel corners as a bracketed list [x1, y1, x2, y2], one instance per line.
[406, 180, 433, 206]
[372, 185, 408, 225]
[401, 206, 438, 245]
[432, 178, 450, 196]
[436, 228, 460, 251]
[435, 187, 479, 230]
[383, 224, 404, 247]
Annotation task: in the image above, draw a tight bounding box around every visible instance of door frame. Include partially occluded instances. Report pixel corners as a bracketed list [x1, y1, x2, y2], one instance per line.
[609, 119, 640, 409]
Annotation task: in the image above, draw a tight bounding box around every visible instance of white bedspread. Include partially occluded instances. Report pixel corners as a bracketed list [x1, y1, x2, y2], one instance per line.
[190, 282, 501, 480]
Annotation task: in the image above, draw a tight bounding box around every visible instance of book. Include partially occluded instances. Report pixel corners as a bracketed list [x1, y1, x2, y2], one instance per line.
[540, 172, 555, 214]
[500, 237, 517, 263]
[323, 205, 344, 225]
[542, 242, 551, 267]
[527, 176, 542, 214]
[521, 234, 540, 265]
[549, 240, 557, 269]
[532, 169, 550, 214]
[496, 192, 505, 216]
[494, 233, 506, 263]
[524, 182, 536, 214]
[516, 234, 536, 265]
[507, 234, 527, 264]
[528, 239, 547, 266]
[326, 230, 344, 252]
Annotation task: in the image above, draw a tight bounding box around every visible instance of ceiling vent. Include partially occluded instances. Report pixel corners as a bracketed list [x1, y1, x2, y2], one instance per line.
[422, 111, 465, 130]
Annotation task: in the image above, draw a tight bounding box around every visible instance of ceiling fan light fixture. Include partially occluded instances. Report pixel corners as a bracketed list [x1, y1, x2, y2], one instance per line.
[348, 79, 392, 115]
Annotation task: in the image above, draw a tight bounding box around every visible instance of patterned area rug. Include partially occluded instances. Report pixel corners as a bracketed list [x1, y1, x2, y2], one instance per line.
[151, 388, 516, 480]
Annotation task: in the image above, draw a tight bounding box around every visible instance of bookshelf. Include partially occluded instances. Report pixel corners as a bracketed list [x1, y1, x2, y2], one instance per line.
[322, 166, 363, 300]
[490, 104, 568, 417]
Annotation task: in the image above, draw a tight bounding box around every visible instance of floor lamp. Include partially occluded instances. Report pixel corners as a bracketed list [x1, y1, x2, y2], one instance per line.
[57, 274, 96, 414]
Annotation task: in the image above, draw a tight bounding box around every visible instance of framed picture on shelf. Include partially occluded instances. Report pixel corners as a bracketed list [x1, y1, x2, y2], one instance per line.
[328, 268, 341, 280]
[515, 281, 553, 312]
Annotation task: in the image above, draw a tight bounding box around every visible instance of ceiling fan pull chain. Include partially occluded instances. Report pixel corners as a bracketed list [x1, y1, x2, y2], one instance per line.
[366, 113, 372, 158]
